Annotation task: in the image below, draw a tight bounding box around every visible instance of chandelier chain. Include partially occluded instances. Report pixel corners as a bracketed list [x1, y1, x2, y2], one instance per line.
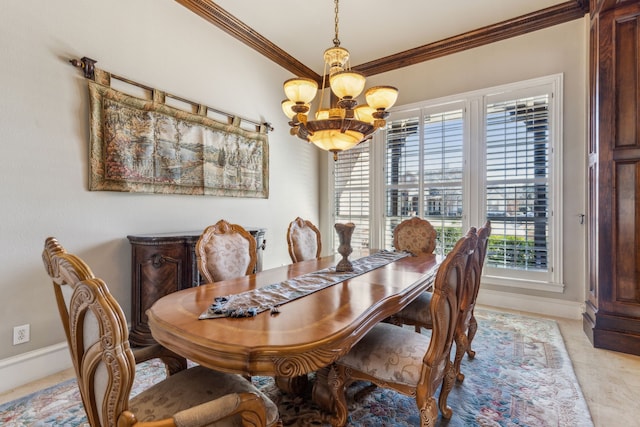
[333, 0, 340, 47]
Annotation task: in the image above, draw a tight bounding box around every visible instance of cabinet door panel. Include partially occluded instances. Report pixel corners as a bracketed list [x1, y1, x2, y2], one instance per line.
[130, 243, 188, 346]
[586, 2, 640, 355]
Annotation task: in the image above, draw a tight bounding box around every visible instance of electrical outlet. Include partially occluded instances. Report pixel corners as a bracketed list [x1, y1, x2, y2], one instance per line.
[13, 324, 30, 345]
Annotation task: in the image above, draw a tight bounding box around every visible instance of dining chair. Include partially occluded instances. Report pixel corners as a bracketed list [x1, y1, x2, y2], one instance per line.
[387, 217, 438, 332]
[196, 219, 257, 283]
[286, 217, 322, 263]
[392, 216, 437, 256]
[42, 237, 187, 376]
[328, 229, 478, 427]
[389, 222, 491, 383]
[453, 220, 491, 381]
[42, 237, 281, 427]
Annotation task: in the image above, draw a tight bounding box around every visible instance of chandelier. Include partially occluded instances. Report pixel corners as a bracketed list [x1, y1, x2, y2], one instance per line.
[281, 0, 398, 161]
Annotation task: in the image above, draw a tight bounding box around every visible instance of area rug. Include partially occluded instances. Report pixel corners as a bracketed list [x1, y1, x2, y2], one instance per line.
[0, 309, 593, 426]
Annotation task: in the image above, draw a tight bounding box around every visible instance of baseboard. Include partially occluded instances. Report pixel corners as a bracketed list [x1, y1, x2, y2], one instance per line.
[0, 342, 71, 394]
[477, 288, 584, 319]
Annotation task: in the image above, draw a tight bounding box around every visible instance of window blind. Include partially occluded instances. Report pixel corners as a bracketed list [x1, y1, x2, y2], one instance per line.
[334, 141, 371, 250]
[485, 94, 550, 271]
[384, 117, 420, 249]
[384, 109, 464, 256]
[422, 109, 464, 255]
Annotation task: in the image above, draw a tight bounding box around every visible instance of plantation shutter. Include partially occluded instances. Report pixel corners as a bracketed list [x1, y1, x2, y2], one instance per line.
[384, 108, 464, 255]
[485, 94, 550, 271]
[384, 116, 420, 249]
[334, 141, 371, 250]
[422, 109, 464, 255]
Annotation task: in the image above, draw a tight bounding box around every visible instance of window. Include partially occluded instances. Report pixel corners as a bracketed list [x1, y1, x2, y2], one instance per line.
[485, 94, 551, 273]
[385, 107, 465, 257]
[333, 141, 371, 250]
[331, 75, 563, 292]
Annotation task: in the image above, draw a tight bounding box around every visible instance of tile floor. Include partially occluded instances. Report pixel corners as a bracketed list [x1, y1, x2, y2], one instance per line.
[1, 306, 639, 426]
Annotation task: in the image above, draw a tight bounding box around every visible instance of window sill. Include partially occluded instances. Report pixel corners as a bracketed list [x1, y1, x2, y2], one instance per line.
[483, 274, 564, 293]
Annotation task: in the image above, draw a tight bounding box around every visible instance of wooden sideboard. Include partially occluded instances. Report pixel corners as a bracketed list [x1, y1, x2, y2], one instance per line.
[127, 228, 266, 347]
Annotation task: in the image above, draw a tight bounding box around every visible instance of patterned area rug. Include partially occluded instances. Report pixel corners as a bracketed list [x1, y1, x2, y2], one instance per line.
[0, 309, 593, 426]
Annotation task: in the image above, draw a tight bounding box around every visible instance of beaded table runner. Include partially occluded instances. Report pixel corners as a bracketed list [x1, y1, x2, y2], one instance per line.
[199, 251, 412, 319]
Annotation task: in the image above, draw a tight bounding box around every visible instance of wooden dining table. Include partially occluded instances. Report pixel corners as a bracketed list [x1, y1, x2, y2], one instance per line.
[146, 250, 439, 408]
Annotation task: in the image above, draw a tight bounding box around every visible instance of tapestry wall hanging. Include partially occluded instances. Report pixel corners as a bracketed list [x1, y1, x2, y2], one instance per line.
[78, 58, 270, 198]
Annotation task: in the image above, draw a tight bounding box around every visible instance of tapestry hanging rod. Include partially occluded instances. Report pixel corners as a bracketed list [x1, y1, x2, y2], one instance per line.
[69, 56, 273, 133]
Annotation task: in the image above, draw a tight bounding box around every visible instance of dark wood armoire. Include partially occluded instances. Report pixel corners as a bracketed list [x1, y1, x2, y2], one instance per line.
[584, 0, 640, 355]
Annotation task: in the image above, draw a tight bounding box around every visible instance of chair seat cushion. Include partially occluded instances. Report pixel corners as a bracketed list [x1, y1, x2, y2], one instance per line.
[396, 291, 433, 326]
[129, 365, 279, 426]
[337, 322, 431, 387]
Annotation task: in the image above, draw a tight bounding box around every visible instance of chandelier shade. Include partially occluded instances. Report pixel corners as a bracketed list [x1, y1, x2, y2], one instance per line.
[365, 86, 400, 110]
[283, 78, 318, 104]
[309, 129, 364, 152]
[330, 71, 366, 99]
[281, 100, 296, 119]
[354, 105, 375, 124]
[282, 0, 398, 160]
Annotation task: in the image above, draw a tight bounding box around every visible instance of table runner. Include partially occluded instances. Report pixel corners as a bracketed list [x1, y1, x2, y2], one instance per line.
[199, 250, 412, 319]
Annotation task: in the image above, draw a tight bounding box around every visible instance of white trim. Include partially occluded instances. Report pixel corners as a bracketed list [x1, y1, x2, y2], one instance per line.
[483, 273, 564, 292]
[389, 74, 563, 116]
[0, 342, 71, 394]
[477, 288, 584, 319]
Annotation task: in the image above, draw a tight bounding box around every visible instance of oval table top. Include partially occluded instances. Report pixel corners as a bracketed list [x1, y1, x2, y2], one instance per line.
[146, 251, 439, 377]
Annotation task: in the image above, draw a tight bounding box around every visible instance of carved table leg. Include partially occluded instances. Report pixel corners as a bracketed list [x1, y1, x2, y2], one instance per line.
[311, 365, 349, 427]
[271, 368, 337, 426]
[275, 374, 309, 396]
[311, 366, 333, 412]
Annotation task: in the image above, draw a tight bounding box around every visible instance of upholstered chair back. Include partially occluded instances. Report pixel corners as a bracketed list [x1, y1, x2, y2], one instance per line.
[43, 238, 135, 426]
[462, 221, 491, 312]
[196, 220, 257, 283]
[393, 217, 437, 255]
[476, 220, 491, 270]
[421, 227, 476, 393]
[71, 278, 137, 426]
[286, 217, 322, 263]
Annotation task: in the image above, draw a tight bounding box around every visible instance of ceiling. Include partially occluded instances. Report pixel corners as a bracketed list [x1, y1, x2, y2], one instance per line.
[177, 0, 588, 83]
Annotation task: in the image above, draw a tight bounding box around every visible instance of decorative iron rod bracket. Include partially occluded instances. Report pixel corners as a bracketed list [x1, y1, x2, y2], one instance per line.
[69, 56, 96, 80]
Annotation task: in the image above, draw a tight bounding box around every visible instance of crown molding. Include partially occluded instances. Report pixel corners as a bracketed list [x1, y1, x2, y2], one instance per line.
[354, 1, 588, 76]
[176, 0, 587, 79]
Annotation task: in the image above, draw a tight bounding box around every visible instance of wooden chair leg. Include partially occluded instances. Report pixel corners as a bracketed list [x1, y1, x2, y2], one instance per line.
[418, 397, 439, 427]
[453, 332, 469, 382]
[466, 314, 478, 358]
[437, 359, 456, 420]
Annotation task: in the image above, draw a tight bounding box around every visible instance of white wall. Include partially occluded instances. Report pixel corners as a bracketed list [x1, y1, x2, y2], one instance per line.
[0, 0, 320, 366]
